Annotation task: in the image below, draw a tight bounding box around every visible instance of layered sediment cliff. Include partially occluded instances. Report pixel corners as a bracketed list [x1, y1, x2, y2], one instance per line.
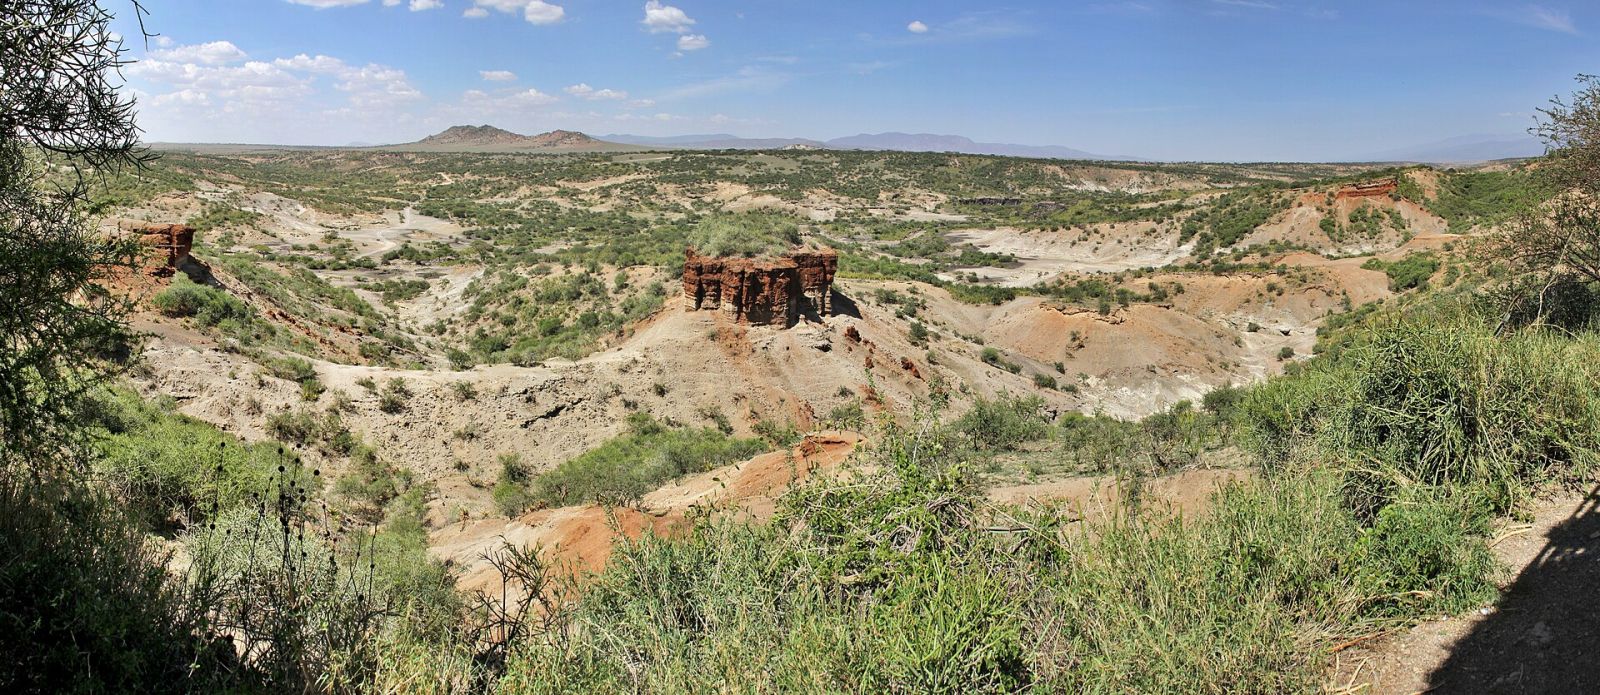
[124, 222, 195, 277]
[682, 248, 838, 326]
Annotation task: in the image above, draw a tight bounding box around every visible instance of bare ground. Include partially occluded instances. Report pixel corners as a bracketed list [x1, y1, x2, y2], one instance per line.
[1330, 482, 1600, 694]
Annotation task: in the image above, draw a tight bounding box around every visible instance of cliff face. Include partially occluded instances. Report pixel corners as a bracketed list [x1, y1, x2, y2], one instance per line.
[1336, 178, 1399, 200]
[683, 248, 837, 326]
[127, 222, 194, 277]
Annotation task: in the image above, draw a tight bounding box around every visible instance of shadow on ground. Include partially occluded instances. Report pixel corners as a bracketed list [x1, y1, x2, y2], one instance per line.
[1426, 485, 1600, 694]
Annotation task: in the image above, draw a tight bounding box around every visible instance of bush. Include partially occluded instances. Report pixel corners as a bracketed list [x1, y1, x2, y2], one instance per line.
[687, 214, 804, 257]
[1363, 253, 1440, 291]
[492, 453, 535, 517]
[151, 275, 252, 327]
[377, 377, 412, 414]
[0, 480, 232, 691]
[93, 389, 308, 527]
[1241, 316, 1600, 515]
[954, 394, 1049, 451]
[532, 416, 766, 506]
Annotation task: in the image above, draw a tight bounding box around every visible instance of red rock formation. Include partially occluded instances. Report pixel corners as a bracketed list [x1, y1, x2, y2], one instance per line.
[1335, 178, 1398, 200]
[682, 247, 838, 326]
[124, 222, 194, 277]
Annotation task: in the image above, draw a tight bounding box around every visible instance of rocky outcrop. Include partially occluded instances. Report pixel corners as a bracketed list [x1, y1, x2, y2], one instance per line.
[682, 247, 838, 326]
[1336, 179, 1398, 200]
[123, 222, 194, 277]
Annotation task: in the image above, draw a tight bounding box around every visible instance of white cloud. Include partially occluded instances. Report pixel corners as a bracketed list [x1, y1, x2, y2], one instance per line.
[565, 83, 629, 100]
[480, 70, 518, 81]
[907, 20, 928, 33]
[466, 1, 564, 24]
[272, 54, 345, 72]
[524, 1, 564, 23]
[149, 40, 248, 65]
[676, 34, 709, 51]
[409, 0, 443, 9]
[154, 35, 175, 48]
[449, 87, 561, 122]
[643, 1, 695, 33]
[1516, 5, 1578, 34]
[286, 0, 371, 8]
[657, 65, 786, 101]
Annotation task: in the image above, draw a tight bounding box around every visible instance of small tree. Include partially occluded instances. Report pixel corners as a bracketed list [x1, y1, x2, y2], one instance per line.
[1497, 74, 1600, 326]
[1, 0, 149, 470]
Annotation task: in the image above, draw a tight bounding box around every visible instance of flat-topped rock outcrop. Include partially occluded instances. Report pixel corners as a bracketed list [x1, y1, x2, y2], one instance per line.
[682, 247, 837, 326]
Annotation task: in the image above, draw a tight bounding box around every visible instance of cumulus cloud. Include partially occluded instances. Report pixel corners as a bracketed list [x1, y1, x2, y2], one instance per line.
[480, 70, 518, 81]
[468, 0, 564, 24]
[676, 34, 709, 51]
[524, 1, 564, 23]
[907, 20, 928, 33]
[149, 40, 248, 65]
[564, 83, 629, 100]
[643, 1, 695, 33]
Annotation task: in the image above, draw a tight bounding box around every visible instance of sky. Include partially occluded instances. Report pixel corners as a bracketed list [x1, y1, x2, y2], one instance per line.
[110, 0, 1600, 161]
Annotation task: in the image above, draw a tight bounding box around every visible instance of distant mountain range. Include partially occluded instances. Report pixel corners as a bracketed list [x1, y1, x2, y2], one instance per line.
[377, 125, 1543, 164]
[385, 125, 646, 153]
[604, 131, 1137, 160]
[602, 133, 829, 150]
[1354, 134, 1545, 164]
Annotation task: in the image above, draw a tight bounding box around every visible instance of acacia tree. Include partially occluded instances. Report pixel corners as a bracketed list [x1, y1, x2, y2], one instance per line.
[0, 0, 148, 469]
[1497, 74, 1600, 326]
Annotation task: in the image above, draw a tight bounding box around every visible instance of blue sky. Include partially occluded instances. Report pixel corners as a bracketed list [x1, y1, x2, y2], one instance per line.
[113, 1, 1600, 160]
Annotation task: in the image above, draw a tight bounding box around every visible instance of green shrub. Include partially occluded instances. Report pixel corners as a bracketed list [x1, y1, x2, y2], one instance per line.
[377, 377, 412, 414]
[493, 453, 535, 517]
[954, 394, 1049, 451]
[0, 480, 231, 691]
[687, 214, 804, 257]
[1363, 253, 1441, 291]
[532, 416, 766, 506]
[92, 389, 309, 526]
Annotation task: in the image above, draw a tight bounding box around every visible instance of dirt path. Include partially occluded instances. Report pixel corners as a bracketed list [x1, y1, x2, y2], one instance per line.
[1330, 483, 1600, 694]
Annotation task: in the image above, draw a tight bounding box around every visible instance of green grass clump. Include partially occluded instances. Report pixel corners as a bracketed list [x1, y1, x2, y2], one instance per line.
[531, 413, 768, 507]
[1243, 315, 1600, 515]
[687, 213, 803, 258]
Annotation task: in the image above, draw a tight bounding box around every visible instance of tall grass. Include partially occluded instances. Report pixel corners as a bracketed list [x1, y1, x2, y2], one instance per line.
[1242, 316, 1600, 515]
[469, 408, 1507, 693]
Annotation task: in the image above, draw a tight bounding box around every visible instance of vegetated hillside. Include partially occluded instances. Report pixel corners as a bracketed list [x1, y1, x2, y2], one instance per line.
[384, 125, 646, 153]
[65, 143, 1568, 691]
[89, 148, 1536, 521]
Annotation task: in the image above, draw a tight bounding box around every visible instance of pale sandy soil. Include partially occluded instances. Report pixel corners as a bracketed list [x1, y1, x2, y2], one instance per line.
[1329, 483, 1600, 694]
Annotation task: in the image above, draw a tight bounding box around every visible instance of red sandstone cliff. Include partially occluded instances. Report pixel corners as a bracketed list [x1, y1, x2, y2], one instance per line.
[682, 247, 837, 326]
[1335, 179, 1399, 200]
[123, 222, 194, 277]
